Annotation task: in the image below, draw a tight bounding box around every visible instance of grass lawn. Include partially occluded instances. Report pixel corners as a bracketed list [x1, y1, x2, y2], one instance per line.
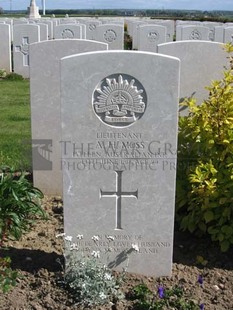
[0, 79, 31, 170]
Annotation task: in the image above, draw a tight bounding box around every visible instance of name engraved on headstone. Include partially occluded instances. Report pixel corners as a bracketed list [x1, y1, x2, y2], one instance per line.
[60, 132, 177, 173]
[100, 170, 138, 230]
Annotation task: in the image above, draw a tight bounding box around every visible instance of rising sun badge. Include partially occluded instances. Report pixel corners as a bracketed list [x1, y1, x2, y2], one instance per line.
[93, 74, 147, 127]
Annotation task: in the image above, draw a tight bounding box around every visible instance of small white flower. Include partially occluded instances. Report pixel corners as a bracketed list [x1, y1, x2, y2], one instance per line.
[104, 273, 112, 281]
[106, 235, 114, 241]
[70, 243, 78, 250]
[91, 250, 100, 258]
[99, 292, 107, 300]
[65, 235, 73, 242]
[56, 232, 66, 238]
[77, 234, 83, 239]
[131, 243, 139, 252]
[92, 235, 99, 242]
[82, 283, 86, 288]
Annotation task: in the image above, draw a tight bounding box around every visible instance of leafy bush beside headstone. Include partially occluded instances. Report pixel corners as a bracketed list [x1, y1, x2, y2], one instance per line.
[0, 166, 46, 292]
[3, 72, 24, 81]
[0, 70, 24, 81]
[0, 167, 46, 244]
[176, 43, 233, 252]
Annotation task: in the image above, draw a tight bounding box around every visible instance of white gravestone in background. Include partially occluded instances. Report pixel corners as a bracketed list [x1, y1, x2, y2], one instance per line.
[158, 41, 228, 115]
[83, 20, 102, 40]
[54, 24, 82, 39]
[40, 20, 53, 39]
[181, 25, 209, 41]
[150, 20, 174, 42]
[202, 22, 223, 41]
[29, 39, 108, 195]
[95, 24, 124, 50]
[224, 27, 233, 44]
[138, 24, 167, 52]
[36, 23, 48, 41]
[61, 51, 180, 276]
[214, 26, 224, 43]
[132, 21, 146, 49]
[0, 24, 12, 72]
[13, 24, 40, 78]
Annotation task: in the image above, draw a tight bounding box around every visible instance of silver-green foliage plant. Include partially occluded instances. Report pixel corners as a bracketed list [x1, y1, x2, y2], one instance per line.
[0, 69, 7, 78]
[176, 43, 233, 252]
[59, 234, 127, 307]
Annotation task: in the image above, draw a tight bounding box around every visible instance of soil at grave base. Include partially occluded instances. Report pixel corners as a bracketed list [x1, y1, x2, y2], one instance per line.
[0, 196, 233, 310]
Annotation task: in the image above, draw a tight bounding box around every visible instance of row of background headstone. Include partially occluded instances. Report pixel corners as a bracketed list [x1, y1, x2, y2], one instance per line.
[1, 17, 233, 44]
[0, 17, 233, 76]
[27, 38, 229, 196]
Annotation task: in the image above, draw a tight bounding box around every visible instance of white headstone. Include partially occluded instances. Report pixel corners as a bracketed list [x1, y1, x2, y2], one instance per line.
[202, 22, 223, 41]
[61, 50, 180, 277]
[224, 27, 233, 44]
[138, 24, 167, 52]
[181, 25, 209, 41]
[83, 20, 102, 40]
[36, 23, 48, 41]
[95, 24, 124, 50]
[214, 26, 224, 43]
[13, 24, 40, 78]
[36, 19, 53, 39]
[150, 19, 174, 42]
[0, 24, 12, 72]
[158, 41, 228, 114]
[175, 22, 202, 41]
[29, 39, 108, 195]
[54, 24, 82, 39]
[132, 21, 146, 49]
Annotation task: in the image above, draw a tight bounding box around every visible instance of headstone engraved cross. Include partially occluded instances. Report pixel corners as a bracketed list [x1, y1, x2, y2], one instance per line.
[100, 170, 138, 230]
[13, 24, 40, 77]
[15, 36, 29, 66]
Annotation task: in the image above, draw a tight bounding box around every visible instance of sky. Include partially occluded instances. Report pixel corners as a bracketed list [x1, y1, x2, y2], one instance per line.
[0, 0, 232, 11]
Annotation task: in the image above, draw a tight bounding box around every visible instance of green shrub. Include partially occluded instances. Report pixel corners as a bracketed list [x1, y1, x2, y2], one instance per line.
[129, 283, 199, 309]
[0, 166, 46, 292]
[4, 72, 24, 81]
[0, 257, 18, 293]
[176, 43, 233, 252]
[0, 166, 46, 244]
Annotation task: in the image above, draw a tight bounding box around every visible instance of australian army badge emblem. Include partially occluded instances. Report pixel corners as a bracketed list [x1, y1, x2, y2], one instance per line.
[93, 74, 147, 127]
